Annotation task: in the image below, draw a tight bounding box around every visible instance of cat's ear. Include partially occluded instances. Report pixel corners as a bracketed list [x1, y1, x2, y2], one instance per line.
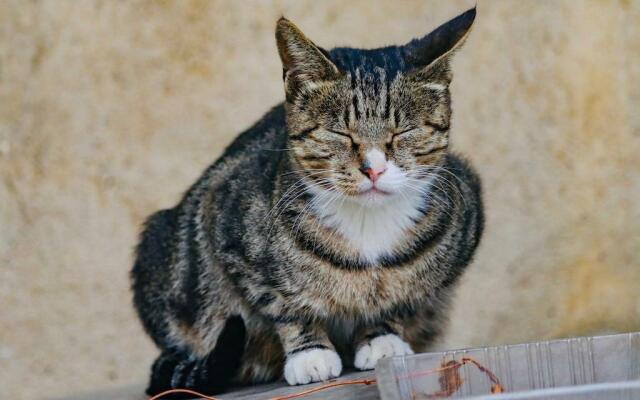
[402, 7, 476, 84]
[276, 18, 341, 98]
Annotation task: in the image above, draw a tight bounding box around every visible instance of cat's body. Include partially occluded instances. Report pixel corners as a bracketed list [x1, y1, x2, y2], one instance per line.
[132, 8, 483, 396]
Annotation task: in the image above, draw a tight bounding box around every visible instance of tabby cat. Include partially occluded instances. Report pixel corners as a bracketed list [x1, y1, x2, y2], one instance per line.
[132, 7, 483, 397]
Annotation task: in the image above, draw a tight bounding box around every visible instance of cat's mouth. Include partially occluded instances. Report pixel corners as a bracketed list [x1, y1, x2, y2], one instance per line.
[358, 187, 391, 196]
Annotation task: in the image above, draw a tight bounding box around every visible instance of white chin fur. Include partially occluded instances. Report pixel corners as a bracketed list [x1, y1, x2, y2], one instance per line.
[354, 334, 414, 370]
[310, 165, 432, 263]
[284, 348, 343, 385]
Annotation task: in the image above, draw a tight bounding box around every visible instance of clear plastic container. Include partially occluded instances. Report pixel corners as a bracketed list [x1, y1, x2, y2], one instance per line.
[376, 332, 640, 399]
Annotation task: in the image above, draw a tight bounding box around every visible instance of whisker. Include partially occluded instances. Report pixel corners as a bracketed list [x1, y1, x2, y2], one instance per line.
[409, 166, 467, 209]
[405, 176, 458, 213]
[290, 184, 338, 243]
[403, 182, 456, 221]
[265, 176, 335, 236]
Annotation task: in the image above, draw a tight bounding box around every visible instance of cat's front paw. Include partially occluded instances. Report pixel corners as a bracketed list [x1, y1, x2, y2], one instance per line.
[354, 334, 414, 370]
[283, 348, 343, 385]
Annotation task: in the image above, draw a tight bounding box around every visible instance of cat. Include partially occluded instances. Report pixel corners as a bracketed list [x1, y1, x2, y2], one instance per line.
[131, 7, 483, 397]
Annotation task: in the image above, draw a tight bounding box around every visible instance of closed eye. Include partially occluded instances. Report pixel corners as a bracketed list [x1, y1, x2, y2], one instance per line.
[392, 122, 449, 139]
[326, 129, 353, 139]
[392, 127, 420, 138]
[325, 129, 358, 148]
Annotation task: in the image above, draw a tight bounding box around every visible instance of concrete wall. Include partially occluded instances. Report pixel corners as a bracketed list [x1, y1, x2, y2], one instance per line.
[1, 1, 638, 398]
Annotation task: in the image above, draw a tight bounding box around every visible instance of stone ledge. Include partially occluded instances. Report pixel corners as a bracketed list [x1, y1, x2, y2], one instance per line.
[54, 370, 379, 400]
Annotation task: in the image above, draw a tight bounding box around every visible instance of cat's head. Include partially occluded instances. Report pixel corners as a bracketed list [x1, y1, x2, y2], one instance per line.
[276, 8, 475, 205]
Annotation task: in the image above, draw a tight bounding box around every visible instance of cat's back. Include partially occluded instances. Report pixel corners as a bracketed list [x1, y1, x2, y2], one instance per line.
[213, 104, 287, 173]
[180, 104, 288, 207]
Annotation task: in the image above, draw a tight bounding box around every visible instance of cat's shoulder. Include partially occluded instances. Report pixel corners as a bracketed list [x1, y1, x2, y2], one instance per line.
[445, 152, 482, 193]
[218, 104, 286, 158]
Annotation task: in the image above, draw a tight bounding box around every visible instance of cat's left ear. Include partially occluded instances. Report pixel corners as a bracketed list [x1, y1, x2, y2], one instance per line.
[276, 18, 341, 99]
[402, 7, 476, 85]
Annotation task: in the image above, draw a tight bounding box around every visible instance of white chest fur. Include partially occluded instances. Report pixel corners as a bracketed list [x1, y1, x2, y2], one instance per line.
[310, 186, 429, 264]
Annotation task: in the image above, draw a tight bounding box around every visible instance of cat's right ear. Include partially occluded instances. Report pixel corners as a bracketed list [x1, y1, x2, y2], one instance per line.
[402, 7, 476, 85]
[276, 18, 341, 99]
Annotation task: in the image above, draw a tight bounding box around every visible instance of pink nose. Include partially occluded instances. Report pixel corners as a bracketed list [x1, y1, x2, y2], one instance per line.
[360, 165, 387, 182]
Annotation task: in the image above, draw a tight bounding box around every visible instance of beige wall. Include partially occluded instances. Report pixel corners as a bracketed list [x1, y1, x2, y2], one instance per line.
[1, 1, 639, 399]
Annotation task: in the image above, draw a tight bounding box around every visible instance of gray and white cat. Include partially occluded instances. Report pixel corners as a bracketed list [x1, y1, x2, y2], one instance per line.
[132, 7, 483, 397]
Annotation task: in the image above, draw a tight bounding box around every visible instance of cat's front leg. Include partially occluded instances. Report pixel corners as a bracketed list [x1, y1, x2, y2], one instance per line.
[353, 323, 414, 370]
[276, 321, 342, 385]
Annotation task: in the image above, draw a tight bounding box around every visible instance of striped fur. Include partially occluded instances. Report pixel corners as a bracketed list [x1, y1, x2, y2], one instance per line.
[132, 7, 483, 396]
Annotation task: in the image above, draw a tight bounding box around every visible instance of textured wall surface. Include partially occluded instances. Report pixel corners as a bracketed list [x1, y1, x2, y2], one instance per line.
[1, 1, 639, 399]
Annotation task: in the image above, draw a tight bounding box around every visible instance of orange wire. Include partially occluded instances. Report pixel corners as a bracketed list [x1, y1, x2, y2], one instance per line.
[271, 378, 377, 400]
[148, 388, 221, 400]
[147, 357, 503, 400]
[147, 378, 376, 400]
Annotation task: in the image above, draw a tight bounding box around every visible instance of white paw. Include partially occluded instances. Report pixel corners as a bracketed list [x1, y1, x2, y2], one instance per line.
[284, 348, 343, 385]
[354, 334, 414, 370]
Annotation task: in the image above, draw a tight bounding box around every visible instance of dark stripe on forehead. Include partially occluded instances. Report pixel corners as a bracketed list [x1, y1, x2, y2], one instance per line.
[333, 49, 404, 122]
[393, 108, 401, 128]
[369, 72, 380, 97]
[384, 79, 391, 120]
[352, 93, 361, 120]
[342, 106, 350, 128]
